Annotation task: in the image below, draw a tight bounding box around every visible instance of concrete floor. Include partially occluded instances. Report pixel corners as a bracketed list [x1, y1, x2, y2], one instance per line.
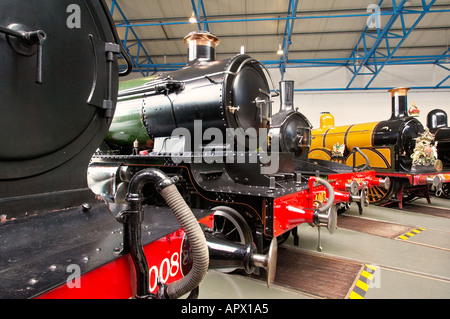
[194, 196, 450, 299]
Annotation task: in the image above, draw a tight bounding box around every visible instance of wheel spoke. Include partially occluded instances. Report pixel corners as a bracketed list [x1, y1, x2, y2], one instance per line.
[224, 226, 238, 240]
[211, 206, 254, 273]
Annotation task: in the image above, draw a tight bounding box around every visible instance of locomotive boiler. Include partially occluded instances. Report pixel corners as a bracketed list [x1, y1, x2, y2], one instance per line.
[269, 80, 390, 216]
[105, 31, 270, 155]
[0, 2, 277, 299]
[309, 88, 450, 208]
[89, 30, 339, 258]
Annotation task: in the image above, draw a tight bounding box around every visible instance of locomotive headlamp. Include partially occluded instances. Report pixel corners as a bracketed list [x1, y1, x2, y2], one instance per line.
[277, 44, 284, 55]
[189, 12, 197, 23]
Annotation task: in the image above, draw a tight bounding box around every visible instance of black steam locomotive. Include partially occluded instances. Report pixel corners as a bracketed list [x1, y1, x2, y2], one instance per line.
[0, 2, 280, 299]
[269, 80, 390, 215]
[90, 30, 340, 258]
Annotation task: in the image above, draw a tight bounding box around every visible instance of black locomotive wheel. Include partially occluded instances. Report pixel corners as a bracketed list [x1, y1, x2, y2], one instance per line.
[367, 180, 396, 205]
[336, 202, 351, 215]
[212, 206, 253, 244]
[437, 183, 450, 199]
[401, 190, 419, 203]
[212, 206, 253, 273]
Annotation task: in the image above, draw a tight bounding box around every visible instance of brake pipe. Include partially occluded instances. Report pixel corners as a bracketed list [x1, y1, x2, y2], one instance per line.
[118, 168, 209, 299]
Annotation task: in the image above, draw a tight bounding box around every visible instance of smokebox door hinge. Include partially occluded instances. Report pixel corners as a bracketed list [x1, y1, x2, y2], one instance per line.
[87, 35, 120, 121]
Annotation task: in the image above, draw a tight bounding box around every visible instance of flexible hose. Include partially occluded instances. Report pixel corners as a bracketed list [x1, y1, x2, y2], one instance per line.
[125, 168, 209, 299]
[160, 184, 209, 299]
[352, 147, 370, 172]
[314, 177, 335, 213]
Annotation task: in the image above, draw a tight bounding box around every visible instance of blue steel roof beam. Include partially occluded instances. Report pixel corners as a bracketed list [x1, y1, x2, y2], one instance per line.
[115, 9, 450, 29]
[114, 2, 449, 76]
[289, 84, 450, 91]
[111, 0, 155, 76]
[279, 0, 299, 78]
[346, 1, 385, 77]
[346, 0, 384, 64]
[435, 73, 450, 88]
[363, 0, 437, 89]
[345, 0, 406, 89]
[261, 53, 450, 67]
[199, 0, 210, 31]
[434, 55, 450, 88]
[346, 0, 438, 89]
[433, 48, 450, 64]
[131, 53, 450, 73]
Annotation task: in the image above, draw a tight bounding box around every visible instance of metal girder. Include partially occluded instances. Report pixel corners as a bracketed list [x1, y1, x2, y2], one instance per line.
[345, 0, 438, 89]
[114, 7, 449, 28]
[190, 0, 210, 31]
[110, 0, 450, 90]
[279, 0, 299, 78]
[434, 48, 450, 88]
[111, 0, 155, 76]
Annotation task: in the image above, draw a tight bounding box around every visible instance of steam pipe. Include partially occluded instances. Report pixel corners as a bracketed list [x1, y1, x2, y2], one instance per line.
[352, 147, 370, 172]
[308, 176, 335, 213]
[122, 168, 209, 299]
[118, 207, 148, 297]
[308, 176, 336, 234]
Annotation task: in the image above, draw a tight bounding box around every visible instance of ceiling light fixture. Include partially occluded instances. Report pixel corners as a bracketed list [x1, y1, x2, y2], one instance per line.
[277, 44, 284, 55]
[189, 12, 197, 24]
[355, 52, 362, 66]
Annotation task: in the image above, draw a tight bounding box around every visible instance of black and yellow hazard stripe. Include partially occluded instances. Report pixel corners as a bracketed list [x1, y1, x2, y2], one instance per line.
[397, 227, 425, 240]
[349, 264, 377, 299]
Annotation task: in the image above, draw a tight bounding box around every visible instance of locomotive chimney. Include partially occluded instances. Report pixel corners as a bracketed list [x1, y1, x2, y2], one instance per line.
[427, 109, 448, 131]
[183, 31, 220, 64]
[388, 87, 410, 119]
[279, 80, 295, 112]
